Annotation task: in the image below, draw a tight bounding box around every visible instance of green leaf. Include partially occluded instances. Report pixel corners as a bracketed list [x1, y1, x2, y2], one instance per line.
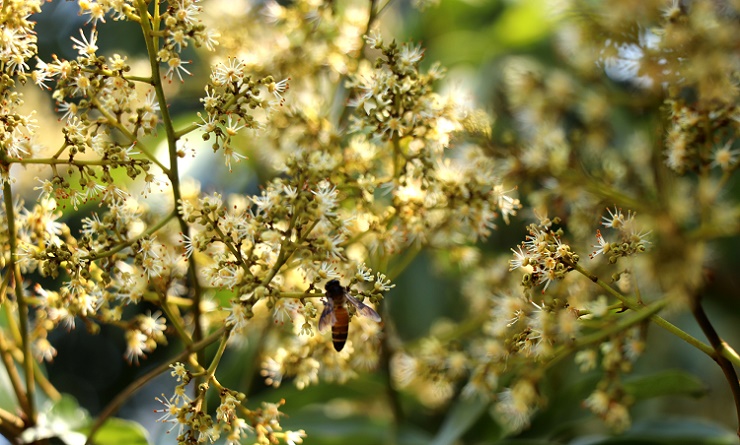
[24, 396, 148, 445]
[85, 418, 149, 445]
[428, 395, 489, 445]
[569, 417, 738, 445]
[49, 395, 90, 429]
[625, 418, 738, 445]
[19, 395, 89, 445]
[623, 370, 708, 401]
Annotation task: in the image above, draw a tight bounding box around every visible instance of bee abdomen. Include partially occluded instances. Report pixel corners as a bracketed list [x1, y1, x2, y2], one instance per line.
[331, 306, 350, 351]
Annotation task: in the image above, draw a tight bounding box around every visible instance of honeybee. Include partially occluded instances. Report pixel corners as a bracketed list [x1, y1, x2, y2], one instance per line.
[319, 279, 381, 352]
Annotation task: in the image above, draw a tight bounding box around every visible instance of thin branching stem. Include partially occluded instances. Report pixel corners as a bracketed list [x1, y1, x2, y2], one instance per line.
[571, 262, 728, 362]
[136, 0, 206, 363]
[2, 182, 34, 425]
[86, 209, 177, 261]
[0, 329, 30, 420]
[691, 296, 740, 438]
[546, 299, 669, 370]
[206, 330, 231, 376]
[159, 292, 194, 347]
[85, 326, 229, 444]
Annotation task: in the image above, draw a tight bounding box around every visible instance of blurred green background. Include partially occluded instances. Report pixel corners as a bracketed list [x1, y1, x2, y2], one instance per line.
[13, 0, 740, 444]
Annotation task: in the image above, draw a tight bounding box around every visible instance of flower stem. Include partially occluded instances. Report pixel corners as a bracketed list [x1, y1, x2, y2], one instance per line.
[690, 296, 740, 438]
[2, 182, 35, 425]
[159, 292, 194, 347]
[547, 299, 668, 370]
[571, 262, 735, 364]
[86, 209, 176, 261]
[0, 329, 31, 421]
[206, 330, 230, 376]
[0, 405, 23, 437]
[136, 0, 206, 363]
[85, 326, 228, 444]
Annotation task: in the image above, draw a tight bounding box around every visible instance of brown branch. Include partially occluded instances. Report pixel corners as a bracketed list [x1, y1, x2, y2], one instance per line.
[691, 296, 740, 440]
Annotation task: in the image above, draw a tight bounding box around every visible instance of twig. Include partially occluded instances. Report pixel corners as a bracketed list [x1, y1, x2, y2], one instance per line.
[691, 296, 740, 439]
[571, 262, 719, 359]
[2, 182, 35, 425]
[85, 326, 228, 444]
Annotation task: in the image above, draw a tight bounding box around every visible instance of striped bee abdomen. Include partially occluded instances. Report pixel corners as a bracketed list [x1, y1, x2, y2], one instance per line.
[331, 304, 349, 351]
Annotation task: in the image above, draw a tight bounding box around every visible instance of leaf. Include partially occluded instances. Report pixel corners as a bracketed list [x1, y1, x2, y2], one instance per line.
[624, 417, 738, 445]
[49, 395, 90, 429]
[85, 418, 149, 445]
[428, 395, 489, 445]
[566, 418, 737, 445]
[623, 370, 708, 401]
[19, 395, 89, 445]
[23, 396, 148, 445]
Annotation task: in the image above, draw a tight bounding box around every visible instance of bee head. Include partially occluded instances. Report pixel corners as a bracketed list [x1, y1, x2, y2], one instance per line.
[325, 279, 343, 293]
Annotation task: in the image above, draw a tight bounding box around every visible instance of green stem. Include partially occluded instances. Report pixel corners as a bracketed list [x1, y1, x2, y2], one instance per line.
[373, 0, 396, 18]
[391, 135, 402, 177]
[206, 331, 230, 376]
[2, 300, 21, 347]
[277, 292, 324, 299]
[202, 213, 247, 271]
[2, 182, 35, 425]
[260, 218, 320, 288]
[174, 122, 199, 139]
[124, 74, 154, 83]
[0, 330, 30, 421]
[547, 299, 668, 370]
[33, 360, 61, 402]
[379, 301, 401, 445]
[159, 293, 194, 347]
[85, 326, 229, 445]
[90, 97, 168, 172]
[86, 209, 176, 261]
[11, 157, 144, 167]
[241, 319, 270, 396]
[571, 262, 725, 362]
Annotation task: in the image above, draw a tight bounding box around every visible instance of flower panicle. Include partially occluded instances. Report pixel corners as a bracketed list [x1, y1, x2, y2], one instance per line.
[590, 207, 650, 263]
[509, 217, 578, 294]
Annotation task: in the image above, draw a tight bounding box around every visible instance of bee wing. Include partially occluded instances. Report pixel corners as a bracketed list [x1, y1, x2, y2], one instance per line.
[345, 293, 382, 322]
[318, 297, 336, 333]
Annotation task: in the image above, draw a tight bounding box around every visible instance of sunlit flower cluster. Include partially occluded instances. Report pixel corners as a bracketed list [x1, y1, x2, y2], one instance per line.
[0, 0, 41, 79]
[154, 363, 304, 444]
[198, 58, 290, 170]
[509, 215, 579, 293]
[4, 0, 737, 443]
[589, 206, 650, 263]
[393, 206, 651, 431]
